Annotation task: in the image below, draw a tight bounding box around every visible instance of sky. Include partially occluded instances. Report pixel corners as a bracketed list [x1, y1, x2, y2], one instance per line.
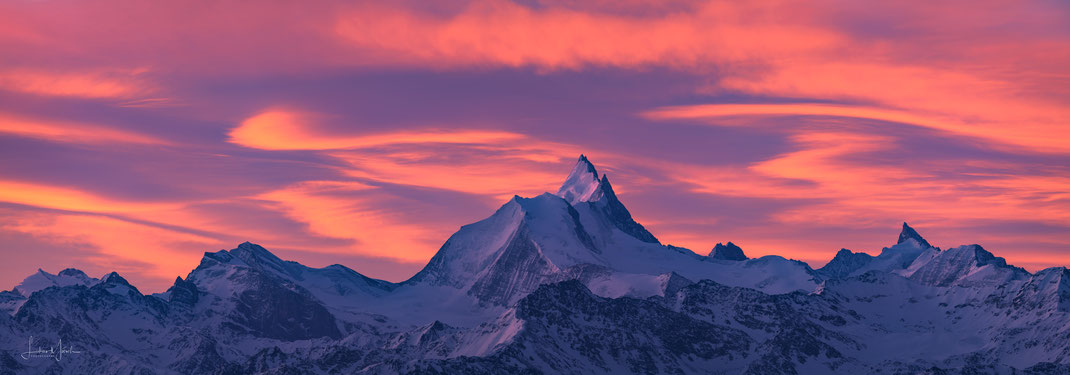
[1, 0, 1069, 292]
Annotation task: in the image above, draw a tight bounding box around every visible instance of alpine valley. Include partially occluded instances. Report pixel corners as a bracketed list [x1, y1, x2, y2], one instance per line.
[2, 156, 1069, 375]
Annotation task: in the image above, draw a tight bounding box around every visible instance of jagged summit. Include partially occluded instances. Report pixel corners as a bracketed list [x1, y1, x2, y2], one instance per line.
[556, 154, 604, 204]
[818, 223, 946, 280]
[708, 242, 747, 261]
[898, 222, 933, 249]
[554, 155, 659, 244]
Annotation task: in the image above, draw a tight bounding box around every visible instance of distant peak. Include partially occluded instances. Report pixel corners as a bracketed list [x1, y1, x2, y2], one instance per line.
[15, 267, 99, 295]
[167, 275, 199, 306]
[556, 155, 605, 204]
[233, 242, 284, 262]
[57, 268, 88, 278]
[815, 248, 874, 280]
[965, 244, 1002, 266]
[217, 242, 295, 276]
[101, 272, 130, 286]
[709, 242, 748, 261]
[898, 222, 933, 249]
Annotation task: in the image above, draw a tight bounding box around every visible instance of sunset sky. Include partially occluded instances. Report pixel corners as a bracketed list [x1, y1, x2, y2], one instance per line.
[1, 0, 1068, 292]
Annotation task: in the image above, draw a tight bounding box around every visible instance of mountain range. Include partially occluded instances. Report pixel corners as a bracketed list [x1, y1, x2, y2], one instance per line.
[2, 155, 1069, 374]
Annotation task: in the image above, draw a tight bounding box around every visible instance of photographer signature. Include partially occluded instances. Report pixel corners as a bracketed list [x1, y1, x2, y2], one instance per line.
[20, 336, 82, 362]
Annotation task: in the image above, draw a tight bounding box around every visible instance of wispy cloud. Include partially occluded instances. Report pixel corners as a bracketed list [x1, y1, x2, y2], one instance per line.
[0, 69, 152, 99]
[0, 113, 169, 145]
[255, 180, 445, 262]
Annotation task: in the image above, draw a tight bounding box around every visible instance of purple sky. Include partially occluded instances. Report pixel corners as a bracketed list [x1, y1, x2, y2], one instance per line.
[1, 0, 1069, 292]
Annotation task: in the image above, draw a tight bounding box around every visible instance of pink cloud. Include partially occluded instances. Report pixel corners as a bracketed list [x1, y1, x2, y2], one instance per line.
[0, 69, 153, 99]
[0, 112, 169, 145]
[254, 180, 447, 262]
[334, 1, 842, 70]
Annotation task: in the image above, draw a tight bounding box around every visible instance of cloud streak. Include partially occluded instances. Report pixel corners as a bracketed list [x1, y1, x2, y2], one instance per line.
[0, 113, 169, 145]
[0, 69, 152, 99]
[230, 110, 526, 151]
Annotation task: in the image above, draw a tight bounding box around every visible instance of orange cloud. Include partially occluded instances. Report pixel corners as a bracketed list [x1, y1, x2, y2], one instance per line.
[665, 130, 1070, 228]
[331, 150, 570, 202]
[645, 103, 959, 131]
[229, 110, 526, 151]
[0, 177, 427, 288]
[231, 108, 589, 200]
[0, 112, 168, 145]
[4, 213, 219, 291]
[714, 63, 1070, 153]
[0, 180, 178, 214]
[0, 69, 151, 99]
[255, 180, 443, 262]
[328, 1, 1068, 155]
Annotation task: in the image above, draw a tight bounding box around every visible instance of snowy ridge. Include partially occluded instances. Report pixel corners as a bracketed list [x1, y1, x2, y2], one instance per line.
[816, 248, 873, 279]
[903, 244, 1029, 287]
[1, 155, 1069, 374]
[15, 268, 99, 296]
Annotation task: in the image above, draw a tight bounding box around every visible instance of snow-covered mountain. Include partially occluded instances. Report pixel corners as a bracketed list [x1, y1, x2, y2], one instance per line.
[2, 155, 1069, 374]
[816, 222, 936, 280]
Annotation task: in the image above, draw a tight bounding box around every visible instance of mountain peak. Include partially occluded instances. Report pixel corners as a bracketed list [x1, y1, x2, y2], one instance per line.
[815, 248, 874, 279]
[57, 268, 89, 278]
[553, 155, 659, 244]
[101, 271, 130, 286]
[905, 244, 1026, 287]
[708, 242, 748, 261]
[15, 267, 99, 296]
[231, 241, 287, 268]
[557, 155, 603, 204]
[897, 222, 933, 248]
[166, 275, 199, 307]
